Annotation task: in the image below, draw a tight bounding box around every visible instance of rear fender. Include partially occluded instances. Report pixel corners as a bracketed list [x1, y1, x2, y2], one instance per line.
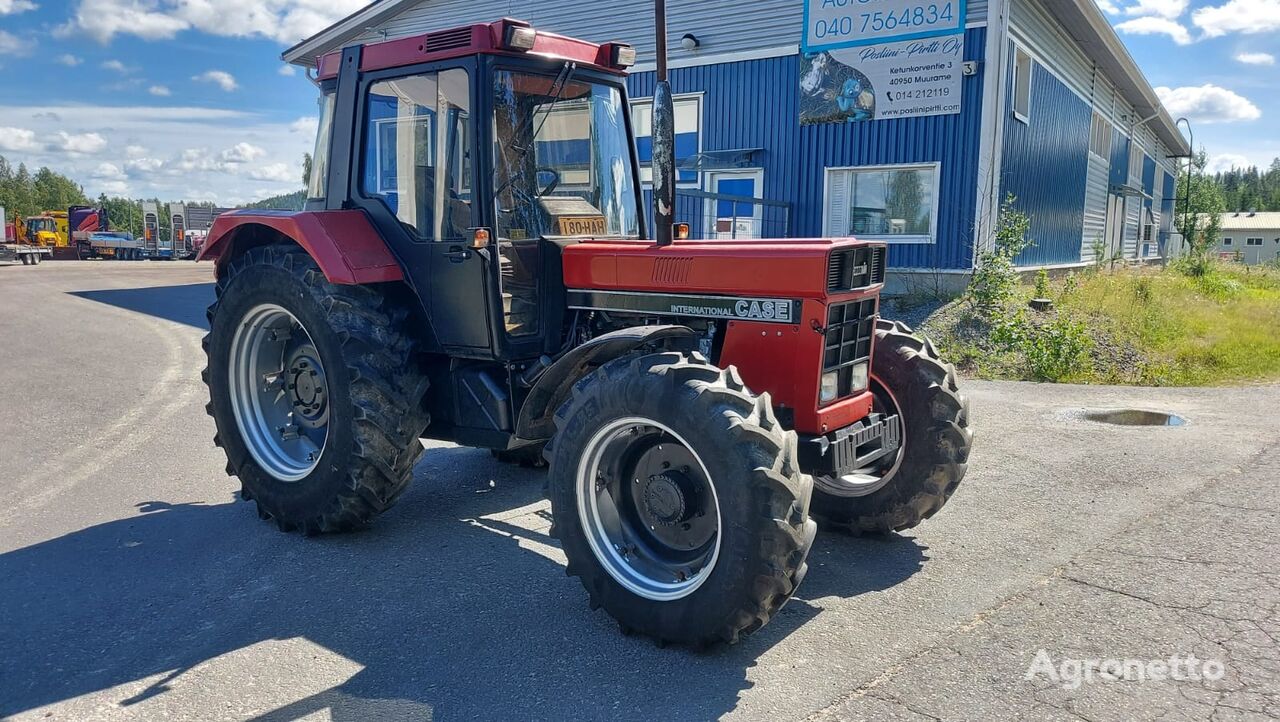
[513, 325, 697, 443]
[199, 210, 403, 285]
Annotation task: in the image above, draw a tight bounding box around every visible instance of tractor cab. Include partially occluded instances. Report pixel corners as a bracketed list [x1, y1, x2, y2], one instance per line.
[305, 19, 642, 358]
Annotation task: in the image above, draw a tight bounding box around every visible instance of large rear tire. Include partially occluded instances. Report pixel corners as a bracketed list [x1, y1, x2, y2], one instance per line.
[203, 244, 431, 533]
[810, 320, 971, 535]
[547, 352, 816, 647]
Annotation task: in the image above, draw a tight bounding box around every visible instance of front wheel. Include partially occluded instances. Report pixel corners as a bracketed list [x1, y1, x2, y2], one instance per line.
[203, 244, 431, 533]
[810, 320, 972, 535]
[547, 352, 816, 647]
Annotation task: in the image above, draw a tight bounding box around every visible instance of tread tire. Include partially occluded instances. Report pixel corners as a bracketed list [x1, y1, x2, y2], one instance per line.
[546, 351, 817, 648]
[202, 244, 430, 534]
[811, 319, 971, 535]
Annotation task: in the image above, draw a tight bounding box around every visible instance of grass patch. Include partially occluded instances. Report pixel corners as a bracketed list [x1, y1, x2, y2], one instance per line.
[919, 262, 1280, 386]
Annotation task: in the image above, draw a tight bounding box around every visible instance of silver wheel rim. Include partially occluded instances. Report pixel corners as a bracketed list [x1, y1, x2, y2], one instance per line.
[228, 303, 329, 482]
[814, 377, 906, 498]
[576, 417, 721, 602]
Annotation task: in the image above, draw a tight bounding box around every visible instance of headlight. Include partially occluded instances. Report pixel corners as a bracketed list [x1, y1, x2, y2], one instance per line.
[849, 361, 869, 393]
[819, 371, 839, 404]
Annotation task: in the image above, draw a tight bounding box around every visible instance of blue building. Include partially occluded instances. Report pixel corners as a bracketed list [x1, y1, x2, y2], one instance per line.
[285, 0, 1189, 289]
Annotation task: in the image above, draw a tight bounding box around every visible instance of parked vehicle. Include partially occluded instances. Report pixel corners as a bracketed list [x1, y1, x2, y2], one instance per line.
[199, 19, 972, 647]
[1, 206, 51, 265]
[77, 232, 147, 260]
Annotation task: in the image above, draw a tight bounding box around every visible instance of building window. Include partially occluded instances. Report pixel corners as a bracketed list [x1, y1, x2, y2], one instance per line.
[1012, 46, 1033, 123]
[1089, 111, 1111, 159]
[1129, 146, 1147, 182]
[631, 95, 702, 185]
[1223, 237, 1233, 246]
[1247, 237, 1264, 246]
[824, 163, 939, 244]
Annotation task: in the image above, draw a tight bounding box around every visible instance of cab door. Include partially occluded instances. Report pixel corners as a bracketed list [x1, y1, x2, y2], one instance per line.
[351, 61, 496, 354]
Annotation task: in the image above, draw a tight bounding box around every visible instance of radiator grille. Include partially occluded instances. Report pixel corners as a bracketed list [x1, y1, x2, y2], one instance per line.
[827, 245, 888, 293]
[823, 298, 877, 399]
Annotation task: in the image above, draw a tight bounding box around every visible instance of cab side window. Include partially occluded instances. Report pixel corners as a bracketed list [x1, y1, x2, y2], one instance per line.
[362, 69, 472, 240]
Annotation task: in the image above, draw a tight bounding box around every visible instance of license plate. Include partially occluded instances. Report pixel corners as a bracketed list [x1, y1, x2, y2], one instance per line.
[558, 216, 606, 236]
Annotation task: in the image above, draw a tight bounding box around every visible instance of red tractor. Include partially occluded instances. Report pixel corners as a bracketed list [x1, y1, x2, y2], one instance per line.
[199, 19, 971, 647]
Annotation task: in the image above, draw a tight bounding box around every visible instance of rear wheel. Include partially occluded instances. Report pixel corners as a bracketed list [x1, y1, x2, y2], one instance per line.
[811, 320, 971, 535]
[204, 244, 430, 533]
[20, 254, 31, 265]
[547, 352, 816, 647]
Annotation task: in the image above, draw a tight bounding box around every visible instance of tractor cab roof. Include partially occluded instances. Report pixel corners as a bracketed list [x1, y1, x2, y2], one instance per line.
[316, 18, 635, 81]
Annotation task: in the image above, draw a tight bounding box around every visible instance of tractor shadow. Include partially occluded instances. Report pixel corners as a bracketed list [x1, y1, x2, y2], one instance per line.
[0, 446, 927, 721]
[68, 282, 215, 330]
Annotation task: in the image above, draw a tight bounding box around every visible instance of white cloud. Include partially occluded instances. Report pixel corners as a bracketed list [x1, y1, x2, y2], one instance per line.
[0, 126, 41, 152]
[1207, 153, 1252, 173]
[125, 157, 164, 174]
[278, 64, 297, 77]
[92, 162, 126, 180]
[289, 116, 318, 136]
[0, 30, 28, 56]
[56, 54, 82, 66]
[101, 59, 132, 74]
[1194, 0, 1280, 37]
[1156, 84, 1262, 123]
[248, 162, 297, 183]
[125, 144, 147, 158]
[1096, 0, 1122, 13]
[1235, 51, 1276, 65]
[52, 131, 109, 154]
[149, 85, 172, 97]
[193, 70, 237, 92]
[1115, 16, 1193, 43]
[60, 0, 369, 45]
[0, 0, 37, 14]
[218, 142, 266, 163]
[1124, 0, 1188, 17]
[97, 180, 130, 194]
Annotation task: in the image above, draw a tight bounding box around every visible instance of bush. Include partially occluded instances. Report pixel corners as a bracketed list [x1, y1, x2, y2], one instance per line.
[990, 309, 1093, 382]
[1133, 276, 1152, 304]
[1034, 269, 1050, 299]
[968, 196, 1032, 314]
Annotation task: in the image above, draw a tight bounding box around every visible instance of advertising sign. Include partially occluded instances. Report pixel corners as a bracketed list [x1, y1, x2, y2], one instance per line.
[801, 0, 966, 124]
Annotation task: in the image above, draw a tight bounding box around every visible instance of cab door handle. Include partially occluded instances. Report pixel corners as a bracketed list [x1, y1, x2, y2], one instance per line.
[444, 247, 472, 262]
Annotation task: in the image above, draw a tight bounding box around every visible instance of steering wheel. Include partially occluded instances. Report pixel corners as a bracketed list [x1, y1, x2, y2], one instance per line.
[536, 167, 562, 197]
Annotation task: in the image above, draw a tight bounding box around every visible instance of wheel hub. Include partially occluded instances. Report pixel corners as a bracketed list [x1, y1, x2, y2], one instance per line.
[285, 345, 327, 428]
[642, 471, 693, 526]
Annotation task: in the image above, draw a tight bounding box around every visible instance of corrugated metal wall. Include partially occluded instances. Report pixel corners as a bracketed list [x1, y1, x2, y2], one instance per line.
[355, 0, 988, 66]
[627, 27, 987, 271]
[999, 46, 1092, 266]
[1083, 150, 1109, 261]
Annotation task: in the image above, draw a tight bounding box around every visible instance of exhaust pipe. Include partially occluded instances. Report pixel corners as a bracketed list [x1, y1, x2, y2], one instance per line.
[652, 0, 676, 246]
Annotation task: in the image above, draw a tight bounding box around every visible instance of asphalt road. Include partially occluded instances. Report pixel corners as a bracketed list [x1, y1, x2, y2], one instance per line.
[1, 261, 1277, 721]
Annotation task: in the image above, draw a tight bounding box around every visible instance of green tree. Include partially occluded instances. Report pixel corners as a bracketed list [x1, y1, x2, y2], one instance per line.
[302, 152, 313, 189]
[1176, 150, 1226, 257]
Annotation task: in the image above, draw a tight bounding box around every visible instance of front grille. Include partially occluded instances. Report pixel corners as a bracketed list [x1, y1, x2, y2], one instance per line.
[827, 245, 888, 293]
[823, 298, 877, 399]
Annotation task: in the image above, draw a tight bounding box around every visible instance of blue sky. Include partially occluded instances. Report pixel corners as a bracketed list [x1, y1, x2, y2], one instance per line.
[0, 0, 1276, 204]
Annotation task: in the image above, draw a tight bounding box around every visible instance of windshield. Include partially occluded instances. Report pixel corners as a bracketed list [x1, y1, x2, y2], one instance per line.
[30, 219, 55, 233]
[492, 70, 640, 240]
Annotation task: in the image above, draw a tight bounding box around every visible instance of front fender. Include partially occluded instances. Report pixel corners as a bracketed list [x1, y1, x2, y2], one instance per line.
[199, 209, 403, 285]
[513, 325, 697, 443]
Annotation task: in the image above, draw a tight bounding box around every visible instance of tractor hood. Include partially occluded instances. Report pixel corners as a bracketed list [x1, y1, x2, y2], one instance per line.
[561, 238, 885, 299]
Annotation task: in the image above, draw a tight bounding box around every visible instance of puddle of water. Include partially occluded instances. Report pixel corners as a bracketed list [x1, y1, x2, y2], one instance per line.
[1081, 409, 1187, 427]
